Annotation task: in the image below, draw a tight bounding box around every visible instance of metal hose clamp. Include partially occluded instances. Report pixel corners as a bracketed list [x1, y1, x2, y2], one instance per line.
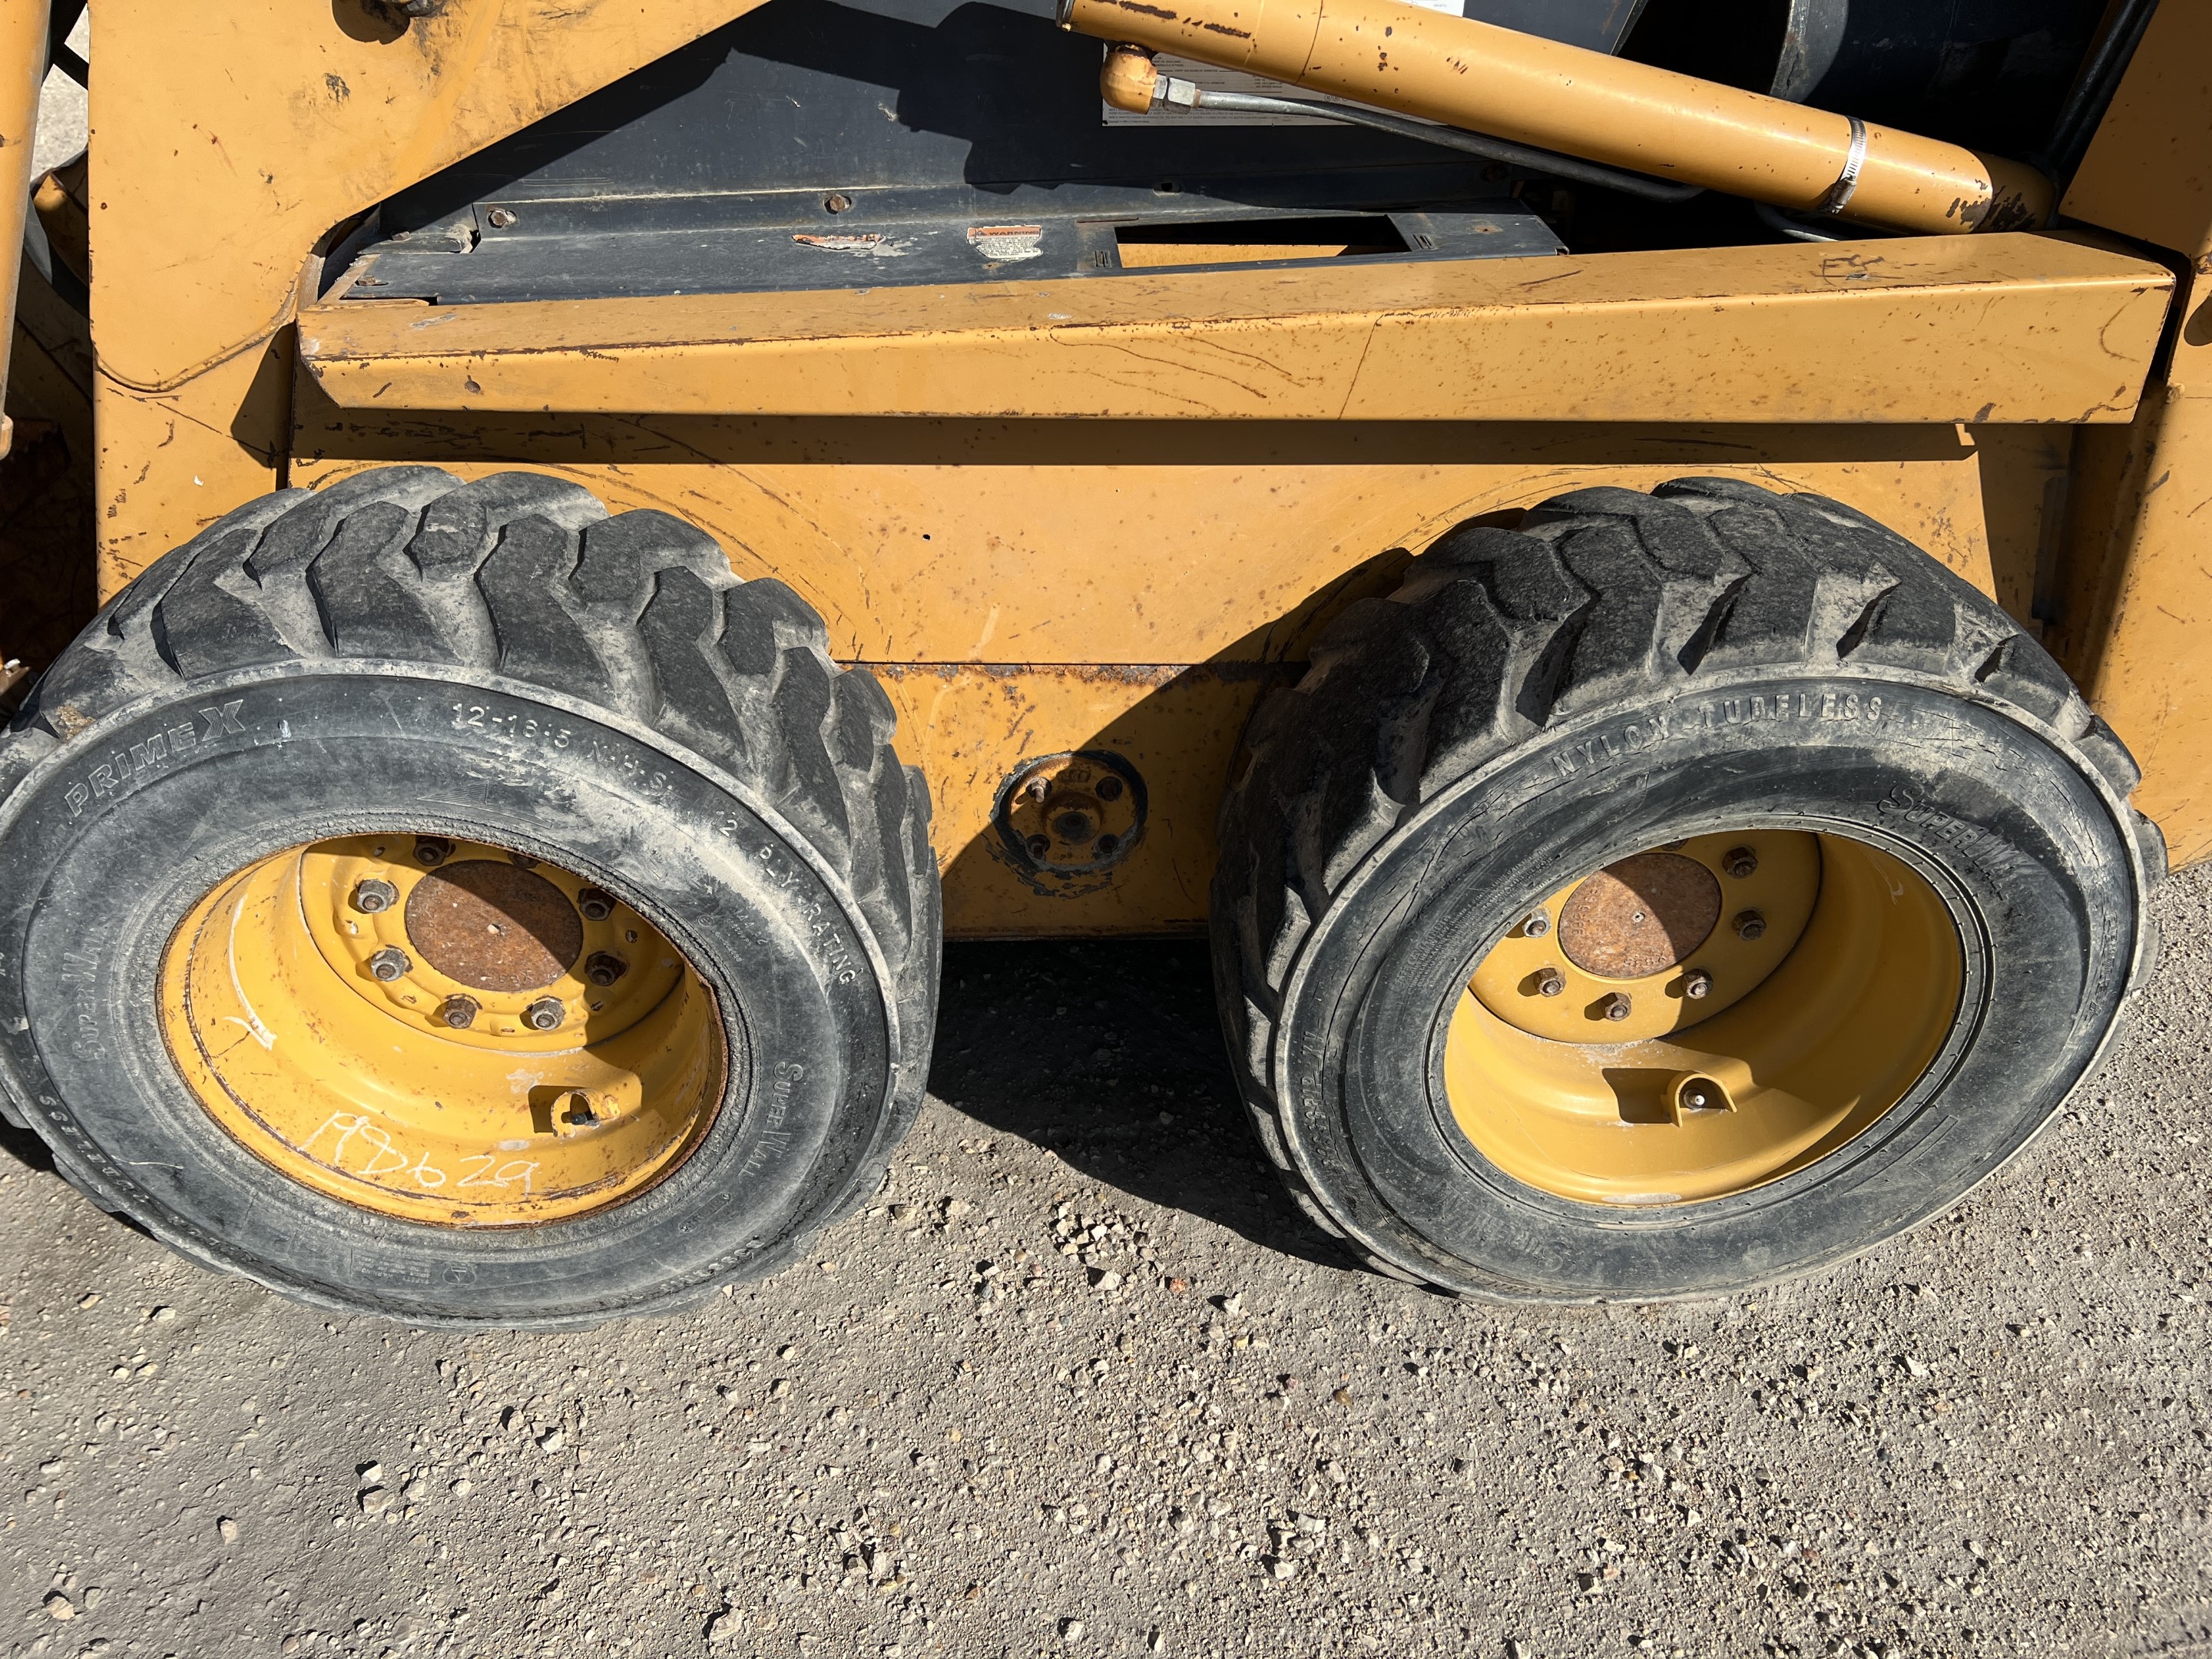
[1821, 115, 1867, 215]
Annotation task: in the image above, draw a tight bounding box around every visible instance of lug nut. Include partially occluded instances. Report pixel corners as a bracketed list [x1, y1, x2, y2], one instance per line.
[1723, 846, 1758, 879]
[1532, 966, 1565, 998]
[1601, 992, 1633, 1022]
[1025, 833, 1051, 860]
[1683, 969, 1713, 1000]
[1523, 909, 1551, 939]
[437, 995, 479, 1029]
[353, 878, 399, 915]
[577, 887, 616, 922]
[1734, 909, 1767, 942]
[414, 837, 453, 866]
[584, 952, 628, 988]
[522, 997, 565, 1032]
[1096, 776, 1124, 803]
[367, 946, 410, 982]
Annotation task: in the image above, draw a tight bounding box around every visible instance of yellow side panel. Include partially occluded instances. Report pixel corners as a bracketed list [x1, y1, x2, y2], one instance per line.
[2062, 2, 2212, 260]
[299, 235, 2171, 426]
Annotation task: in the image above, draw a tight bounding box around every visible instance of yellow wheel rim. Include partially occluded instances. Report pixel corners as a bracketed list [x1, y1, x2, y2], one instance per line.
[1446, 831, 1962, 1206]
[159, 835, 727, 1227]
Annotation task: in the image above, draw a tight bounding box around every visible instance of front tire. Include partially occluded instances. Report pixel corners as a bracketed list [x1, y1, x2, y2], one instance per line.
[1214, 478, 2160, 1301]
[0, 469, 939, 1329]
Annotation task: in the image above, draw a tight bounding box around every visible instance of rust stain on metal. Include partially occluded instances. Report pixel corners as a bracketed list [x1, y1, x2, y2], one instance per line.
[404, 859, 584, 992]
[1558, 851, 1720, 978]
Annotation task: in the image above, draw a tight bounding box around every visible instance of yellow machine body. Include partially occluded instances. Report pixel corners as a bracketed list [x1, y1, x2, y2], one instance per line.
[6, 0, 2210, 931]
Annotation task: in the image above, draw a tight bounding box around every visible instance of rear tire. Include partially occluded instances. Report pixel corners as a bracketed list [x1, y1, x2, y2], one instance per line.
[0, 469, 939, 1329]
[1214, 478, 2160, 1301]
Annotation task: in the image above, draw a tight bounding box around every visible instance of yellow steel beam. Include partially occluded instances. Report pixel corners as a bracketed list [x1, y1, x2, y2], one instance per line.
[299, 236, 2171, 426]
[0, 0, 50, 458]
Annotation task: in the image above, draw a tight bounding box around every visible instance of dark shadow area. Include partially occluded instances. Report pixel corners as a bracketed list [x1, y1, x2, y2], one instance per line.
[926, 937, 1356, 1270]
[0, 1114, 55, 1176]
[379, 0, 1504, 233]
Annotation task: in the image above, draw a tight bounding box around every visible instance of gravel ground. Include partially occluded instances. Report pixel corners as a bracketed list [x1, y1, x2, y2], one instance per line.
[0, 856, 2206, 1659]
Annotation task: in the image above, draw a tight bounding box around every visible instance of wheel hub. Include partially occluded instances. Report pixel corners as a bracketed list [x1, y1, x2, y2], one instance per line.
[1448, 830, 1962, 1206]
[159, 835, 727, 1227]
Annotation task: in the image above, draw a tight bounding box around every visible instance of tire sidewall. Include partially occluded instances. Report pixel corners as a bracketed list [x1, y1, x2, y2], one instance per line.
[0, 664, 901, 1328]
[1273, 670, 2142, 1300]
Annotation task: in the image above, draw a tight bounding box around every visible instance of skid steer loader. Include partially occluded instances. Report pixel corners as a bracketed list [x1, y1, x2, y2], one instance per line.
[0, 0, 2194, 1326]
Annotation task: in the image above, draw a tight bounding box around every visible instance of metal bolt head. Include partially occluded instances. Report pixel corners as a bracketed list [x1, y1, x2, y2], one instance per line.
[1025, 833, 1051, 860]
[414, 837, 453, 866]
[1734, 909, 1767, 942]
[823, 193, 853, 214]
[1602, 992, 1633, 1022]
[367, 946, 410, 982]
[522, 997, 565, 1032]
[353, 878, 399, 916]
[584, 952, 628, 988]
[1682, 1086, 1711, 1111]
[577, 887, 616, 922]
[1533, 967, 1565, 998]
[1682, 969, 1713, 1000]
[1522, 909, 1551, 939]
[437, 995, 479, 1029]
[486, 207, 518, 229]
[1096, 776, 1125, 803]
[1723, 846, 1759, 879]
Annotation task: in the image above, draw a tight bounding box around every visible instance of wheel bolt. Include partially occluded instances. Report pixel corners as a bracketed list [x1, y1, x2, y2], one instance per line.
[367, 946, 410, 982]
[1025, 833, 1051, 861]
[522, 997, 565, 1032]
[438, 995, 479, 1029]
[1734, 909, 1767, 942]
[1683, 969, 1713, 1000]
[1601, 992, 1633, 1022]
[414, 837, 453, 866]
[1723, 846, 1758, 879]
[353, 878, 399, 915]
[1532, 966, 1565, 998]
[584, 952, 628, 988]
[577, 886, 616, 922]
[1522, 909, 1551, 939]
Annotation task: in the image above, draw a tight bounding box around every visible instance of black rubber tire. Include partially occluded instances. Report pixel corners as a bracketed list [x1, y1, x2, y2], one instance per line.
[0, 468, 939, 1330]
[1214, 477, 2162, 1302]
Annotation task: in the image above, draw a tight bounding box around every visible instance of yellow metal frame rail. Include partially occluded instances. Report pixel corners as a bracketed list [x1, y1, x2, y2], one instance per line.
[299, 237, 2171, 426]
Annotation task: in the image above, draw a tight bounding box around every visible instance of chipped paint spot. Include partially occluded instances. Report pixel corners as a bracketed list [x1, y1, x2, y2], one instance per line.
[968, 226, 1044, 262]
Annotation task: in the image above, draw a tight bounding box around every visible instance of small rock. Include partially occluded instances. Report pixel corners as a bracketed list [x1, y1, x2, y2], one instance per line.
[217, 1516, 238, 1543]
[282, 1639, 302, 1656]
[358, 1462, 384, 1485]
[449, 1478, 474, 1498]
[44, 1592, 74, 1621]
[1332, 1387, 1353, 1405]
[75, 1294, 98, 1310]
[1148, 1631, 1166, 1654]
[536, 1429, 565, 1452]
[1166, 1277, 1189, 1296]
[402, 1477, 427, 1501]
[1505, 1642, 1527, 1659]
[359, 1488, 392, 1515]
[1058, 1618, 1086, 1642]
[150, 1306, 176, 1323]
[1903, 1356, 1930, 1379]
[770, 1379, 792, 1399]
[705, 1610, 738, 1643]
[1089, 1269, 1122, 1291]
[1266, 1558, 1298, 1581]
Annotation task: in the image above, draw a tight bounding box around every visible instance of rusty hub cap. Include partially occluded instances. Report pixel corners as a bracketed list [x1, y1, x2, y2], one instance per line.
[1557, 850, 1720, 979]
[404, 859, 584, 993]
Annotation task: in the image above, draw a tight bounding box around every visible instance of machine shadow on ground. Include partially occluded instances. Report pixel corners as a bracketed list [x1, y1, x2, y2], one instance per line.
[928, 936, 1359, 1270]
